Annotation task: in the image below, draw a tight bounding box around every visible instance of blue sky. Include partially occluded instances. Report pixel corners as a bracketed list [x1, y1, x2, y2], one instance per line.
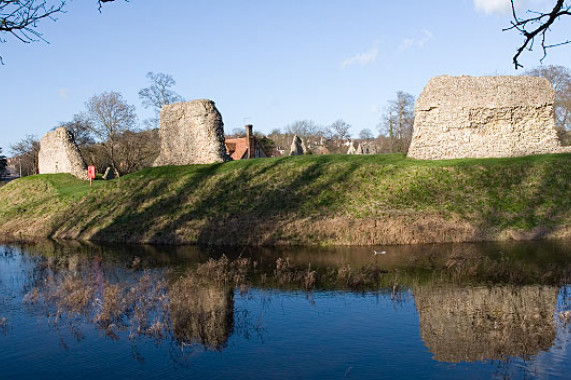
[1, 0, 570, 151]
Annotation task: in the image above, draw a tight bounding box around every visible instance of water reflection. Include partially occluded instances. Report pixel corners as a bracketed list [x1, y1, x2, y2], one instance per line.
[1, 240, 570, 376]
[169, 259, 236, 349]
[414, 285, 559, 362]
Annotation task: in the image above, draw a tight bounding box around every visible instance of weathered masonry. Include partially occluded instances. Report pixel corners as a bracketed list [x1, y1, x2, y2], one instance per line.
[408, 75, 570, 160]
[154, 99, 231, 166]
[38, 127, 88, 180]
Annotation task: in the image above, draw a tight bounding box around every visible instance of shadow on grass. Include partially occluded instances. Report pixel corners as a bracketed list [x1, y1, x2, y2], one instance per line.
[43, 153, 571, 245]
[81, 156, 362, 244]
[383, 153, 571, 240]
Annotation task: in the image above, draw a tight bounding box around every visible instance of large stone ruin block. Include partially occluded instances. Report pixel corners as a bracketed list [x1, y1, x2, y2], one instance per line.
[38, 127, 88, 180]
[154, 99, 231, 166]
[408, 75, 569, 160]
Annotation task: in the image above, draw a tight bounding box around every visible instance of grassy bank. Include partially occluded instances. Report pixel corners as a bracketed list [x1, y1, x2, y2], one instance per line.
[0, 153, 569, 245]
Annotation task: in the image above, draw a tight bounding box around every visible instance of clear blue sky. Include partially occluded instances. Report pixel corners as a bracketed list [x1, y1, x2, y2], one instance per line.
[1, 0, 569, 151]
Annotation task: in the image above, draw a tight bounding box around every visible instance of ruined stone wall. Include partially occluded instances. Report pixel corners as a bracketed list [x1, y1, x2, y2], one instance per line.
[38, 127, 87, 180]
[414, 285, 558, 362]
[408, 76, 570, 160]
[289, 135, 307, 156]
[154, 99, 231, 166]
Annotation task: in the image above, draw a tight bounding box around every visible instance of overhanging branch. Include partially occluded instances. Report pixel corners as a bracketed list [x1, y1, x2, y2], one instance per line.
[504, 0, 571, 69]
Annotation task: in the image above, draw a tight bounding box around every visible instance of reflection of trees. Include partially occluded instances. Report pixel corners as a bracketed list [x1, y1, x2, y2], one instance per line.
[414, 285, 559, 363]
[23, 253, 238, 351]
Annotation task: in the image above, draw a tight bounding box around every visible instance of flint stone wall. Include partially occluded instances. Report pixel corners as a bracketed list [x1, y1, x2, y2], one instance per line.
[154, 99, 231, 166]
[408, 75, 570, 160]
[38, 127, 88, 180]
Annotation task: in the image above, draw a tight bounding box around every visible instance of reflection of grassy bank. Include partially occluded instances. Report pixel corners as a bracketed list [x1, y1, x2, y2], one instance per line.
[14, 239, 571, 290]
[1, 153, 570, 245]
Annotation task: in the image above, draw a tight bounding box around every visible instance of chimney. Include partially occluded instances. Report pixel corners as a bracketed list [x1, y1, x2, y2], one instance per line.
[245, 125, 254, 158]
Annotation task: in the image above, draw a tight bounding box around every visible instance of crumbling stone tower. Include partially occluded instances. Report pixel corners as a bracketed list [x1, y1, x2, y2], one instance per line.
[38, 127, 88, 180]
[154, 99, 231, 166]
[408, 75, 568, 160]
[289, 135, 307, 156]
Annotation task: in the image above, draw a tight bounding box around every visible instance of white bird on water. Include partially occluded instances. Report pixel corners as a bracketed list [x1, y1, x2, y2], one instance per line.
[374, 250, 387, 256]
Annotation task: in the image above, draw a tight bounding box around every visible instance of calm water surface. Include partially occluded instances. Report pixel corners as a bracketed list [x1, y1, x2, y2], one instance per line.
[0, 240, 569, 379]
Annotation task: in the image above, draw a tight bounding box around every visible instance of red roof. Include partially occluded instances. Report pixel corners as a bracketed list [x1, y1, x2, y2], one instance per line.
[225, 138, 250, 160]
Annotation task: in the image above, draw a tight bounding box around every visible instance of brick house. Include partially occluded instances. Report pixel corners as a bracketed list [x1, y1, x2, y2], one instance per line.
[225, 125, 268, 160]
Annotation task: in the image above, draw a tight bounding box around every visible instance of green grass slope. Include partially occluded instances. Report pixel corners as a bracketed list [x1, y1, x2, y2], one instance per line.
[0, 153, 569, 245]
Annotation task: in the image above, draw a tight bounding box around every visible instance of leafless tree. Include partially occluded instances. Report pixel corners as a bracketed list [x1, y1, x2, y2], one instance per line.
[328, 119, 352, 141]
[10, 134, 40, 176]
[379, 91, 415, 153]
[268, 127, 282, 136]
[115, 129, 159, 173]
[505, 0, 570, 69]
[58, 114, 95, 148]
[138, 72, 184, 128]
[358, 128, 375, 140]
[525, 65, 570, 131]
[85, 92, 137, 177]
[229, 127, 245, 137]
[525, 65, 571, 145]
[284, 120, 322, 138]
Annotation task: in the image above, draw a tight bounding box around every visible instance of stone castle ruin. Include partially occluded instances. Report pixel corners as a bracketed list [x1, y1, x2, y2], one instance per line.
[38, 127, 88, 180]
[346, 142, 364, 155]
[154, 99, 231, 166]
[346, 141, 356, 155]
[289, 135, 307, 156]
[408, 75, 570, 160]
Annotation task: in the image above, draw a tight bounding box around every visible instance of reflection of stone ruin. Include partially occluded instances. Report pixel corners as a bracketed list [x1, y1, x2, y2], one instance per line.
[154, 99, 231, 166]
[414, 285, 559, 363]
[169, 284, 234, 349]
[408, 76, 569, 160]
[38, 127, 88, 179]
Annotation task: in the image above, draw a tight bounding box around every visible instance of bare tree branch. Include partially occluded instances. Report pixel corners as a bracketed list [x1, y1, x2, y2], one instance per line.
[1, 0, 123, 64]
[0, 1, 65, 44]
[505, 0, 571, 69]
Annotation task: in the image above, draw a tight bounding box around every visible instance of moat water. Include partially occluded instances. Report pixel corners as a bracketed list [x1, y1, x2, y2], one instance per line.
[0, 240, 569, 379]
